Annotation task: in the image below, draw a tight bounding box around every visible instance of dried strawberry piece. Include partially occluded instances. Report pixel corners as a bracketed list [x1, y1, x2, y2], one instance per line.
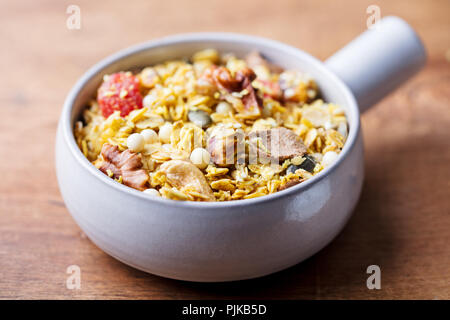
[97, 72, 143, 118]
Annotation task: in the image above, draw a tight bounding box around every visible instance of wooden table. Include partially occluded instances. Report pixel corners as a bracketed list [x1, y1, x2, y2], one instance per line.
[1, 0, 449, 299]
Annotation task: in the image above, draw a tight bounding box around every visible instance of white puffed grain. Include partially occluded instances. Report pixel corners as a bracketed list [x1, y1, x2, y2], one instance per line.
[190, 148, 210, 169]
[140, 129, 159, 144]
[126, 133, 145, 152]
[158, 123, 173, 144]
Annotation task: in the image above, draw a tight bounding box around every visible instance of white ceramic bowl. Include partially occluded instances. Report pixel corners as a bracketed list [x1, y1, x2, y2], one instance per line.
[56, 17, 425, 281]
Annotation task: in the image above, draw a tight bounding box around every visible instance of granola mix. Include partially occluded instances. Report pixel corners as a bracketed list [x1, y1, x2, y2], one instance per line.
[74, 49, 349, 202]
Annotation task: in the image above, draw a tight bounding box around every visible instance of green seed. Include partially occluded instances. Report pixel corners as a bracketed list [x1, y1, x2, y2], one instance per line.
[287, 155, 316, 174]
[188, 110, 212, 128]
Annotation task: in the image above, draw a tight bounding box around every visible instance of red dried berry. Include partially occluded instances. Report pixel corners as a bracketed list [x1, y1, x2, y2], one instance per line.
[97, 72, 143, 118]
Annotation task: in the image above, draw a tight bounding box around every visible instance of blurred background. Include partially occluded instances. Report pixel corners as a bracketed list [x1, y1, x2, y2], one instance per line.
[0, 0, 449, 299]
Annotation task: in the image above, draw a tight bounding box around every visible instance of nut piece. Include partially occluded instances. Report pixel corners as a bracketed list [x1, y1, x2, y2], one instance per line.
[248, 127, 307, 163]
[99, 144, 149, 190]
[200, 66, 263, 117]
[158, 160, 215, 201]
[234, 68, 262, 116]
[206, 126, 245, 166]
[279, 178, 304, 191]
[245, 51, 284, 74]
[213, 66, 244, 92]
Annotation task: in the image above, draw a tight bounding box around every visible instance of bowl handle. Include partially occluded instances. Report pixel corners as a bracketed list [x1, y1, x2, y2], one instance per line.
[325, 16, 426, 113]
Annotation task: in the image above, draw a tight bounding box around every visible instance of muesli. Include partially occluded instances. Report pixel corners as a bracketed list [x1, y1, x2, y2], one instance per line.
[74, 49, 348, 201]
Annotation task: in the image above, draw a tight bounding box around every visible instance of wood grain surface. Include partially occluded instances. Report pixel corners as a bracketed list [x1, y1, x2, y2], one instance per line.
[0, 0, 449, 299]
